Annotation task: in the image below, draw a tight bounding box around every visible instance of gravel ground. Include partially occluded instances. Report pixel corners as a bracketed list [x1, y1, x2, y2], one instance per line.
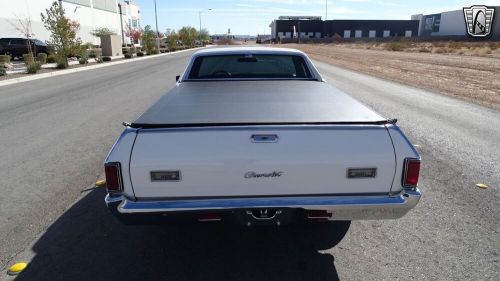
[279, 43, 500, 109]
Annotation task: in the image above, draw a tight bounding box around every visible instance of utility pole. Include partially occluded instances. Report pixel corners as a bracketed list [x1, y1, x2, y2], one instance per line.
[118, 3, 125, 46]
[154, 0, 160, 50]
[325, 0, 328, 20]
[199, 9, 212, 45]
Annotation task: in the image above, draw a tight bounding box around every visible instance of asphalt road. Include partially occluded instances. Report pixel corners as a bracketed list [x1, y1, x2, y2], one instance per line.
[0, 48, 499, 281]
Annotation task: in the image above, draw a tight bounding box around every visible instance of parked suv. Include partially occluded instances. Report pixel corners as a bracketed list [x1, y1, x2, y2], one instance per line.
[0, 38, 49, 59]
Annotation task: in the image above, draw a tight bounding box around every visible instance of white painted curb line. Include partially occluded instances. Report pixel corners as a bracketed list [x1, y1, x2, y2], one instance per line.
[0, 47, 206, 88]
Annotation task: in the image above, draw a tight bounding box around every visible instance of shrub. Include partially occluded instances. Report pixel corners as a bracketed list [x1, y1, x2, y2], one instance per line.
[418, 47, 431, 53]
[122, 47, 129, 54]
[160, 48, 167, 53]
[95, 56, 103, 63]
[448, 41, 465, 50]
[78, 57, 88, 64]
[47, 54, 57, 63]
[0, 55, 10, 64]
[0, 68, 6, 76]
[385, 41, 408, 51]
[124, 53, 132, 59]
[432, 47, 446, 54]
[88, 49, 97, 58]
[37, 53, 48, 64]
[150, 49, 160, 55]
[23, 54, 34, 64]
[27, 62, 41, 74]
[130, 47, 137, 54]
[137, 52, 144, 57]
[102, 56, 111, 62]
[487, 42, 499, 50]
[56, 56, 68, 69]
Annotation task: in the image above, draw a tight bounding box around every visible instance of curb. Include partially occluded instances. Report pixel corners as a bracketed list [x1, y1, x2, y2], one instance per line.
[0, 47, 205, 88]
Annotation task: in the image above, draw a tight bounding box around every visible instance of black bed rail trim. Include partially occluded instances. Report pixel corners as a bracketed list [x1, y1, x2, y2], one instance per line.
[127, 119, 398, 129]
[134, 192, 391, 202]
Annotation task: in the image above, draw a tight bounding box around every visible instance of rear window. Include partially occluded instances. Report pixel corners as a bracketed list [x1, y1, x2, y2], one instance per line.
[187, 54, 312, 80]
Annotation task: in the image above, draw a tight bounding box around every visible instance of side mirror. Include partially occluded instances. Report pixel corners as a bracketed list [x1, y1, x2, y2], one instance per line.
[176, 75, 180, 82]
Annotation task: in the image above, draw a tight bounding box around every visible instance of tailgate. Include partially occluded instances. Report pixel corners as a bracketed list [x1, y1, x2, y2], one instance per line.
[129, 126, 396, 198]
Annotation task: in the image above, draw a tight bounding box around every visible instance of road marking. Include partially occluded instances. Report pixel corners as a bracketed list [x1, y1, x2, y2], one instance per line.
[7, 262, 28, 275]
[95, 179, 106, 187]
[475, 183, 489, 189]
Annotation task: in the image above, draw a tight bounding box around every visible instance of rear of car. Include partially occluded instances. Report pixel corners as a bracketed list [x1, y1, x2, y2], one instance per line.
[104, 47, 421, 226]
[0, 38, 48, 59]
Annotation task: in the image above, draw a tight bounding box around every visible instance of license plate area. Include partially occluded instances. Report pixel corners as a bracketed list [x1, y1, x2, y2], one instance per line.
[235, 208, 300, 226]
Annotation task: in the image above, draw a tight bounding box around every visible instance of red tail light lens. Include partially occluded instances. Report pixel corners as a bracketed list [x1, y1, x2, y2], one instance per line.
[104, 162, 123, 192]
[403, 158, 420, 188]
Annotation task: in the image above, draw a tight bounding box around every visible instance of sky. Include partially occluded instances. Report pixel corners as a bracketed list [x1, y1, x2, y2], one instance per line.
[134, 0, 500, 35]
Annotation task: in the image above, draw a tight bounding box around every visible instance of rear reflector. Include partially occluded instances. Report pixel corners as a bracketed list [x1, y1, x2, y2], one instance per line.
[198, 213, 222, 222]
[104, 162, 123, 192]
[307, 210, 330, 219]
[403, 158, 420, 188]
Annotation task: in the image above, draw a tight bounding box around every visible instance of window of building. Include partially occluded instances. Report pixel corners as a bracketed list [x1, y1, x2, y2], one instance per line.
[355, 30, 362, 38]
[285, 32, 291, 38]
[369, 30, 376, 38]
[315, 32, 321, 38]
[343, 30, 351, 38]
[405, 30, 413, 37]
[383, 30, 391, 37]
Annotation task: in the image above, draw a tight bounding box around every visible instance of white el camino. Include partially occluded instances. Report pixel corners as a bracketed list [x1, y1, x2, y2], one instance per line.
[103, 47, 421, 232]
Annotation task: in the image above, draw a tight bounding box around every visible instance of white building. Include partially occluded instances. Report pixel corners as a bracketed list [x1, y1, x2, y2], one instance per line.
[412, 7, 499, 38]
[0, 0, 141, 45]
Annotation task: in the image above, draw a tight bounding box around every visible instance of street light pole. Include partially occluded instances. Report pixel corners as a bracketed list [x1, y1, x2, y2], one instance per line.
[325, 0, 328, 20]
[199, 9, 212, 45]
[154, 0, 160, 50]
[118, 3, 125, 46]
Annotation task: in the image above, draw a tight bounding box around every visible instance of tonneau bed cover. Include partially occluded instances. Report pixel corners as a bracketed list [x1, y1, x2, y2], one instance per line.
[131, 81, 388, 128]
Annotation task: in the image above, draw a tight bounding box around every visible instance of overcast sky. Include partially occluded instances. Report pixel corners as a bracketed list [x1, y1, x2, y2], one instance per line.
[135, 0, 500, 35]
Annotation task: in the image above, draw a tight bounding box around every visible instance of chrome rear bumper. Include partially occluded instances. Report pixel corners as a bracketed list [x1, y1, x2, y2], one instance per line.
[105, 189, 421, 220]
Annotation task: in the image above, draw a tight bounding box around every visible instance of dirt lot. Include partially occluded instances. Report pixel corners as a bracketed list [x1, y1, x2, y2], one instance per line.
[279, 43, 500, 109]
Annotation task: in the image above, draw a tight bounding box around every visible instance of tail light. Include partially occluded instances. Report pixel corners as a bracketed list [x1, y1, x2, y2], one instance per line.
[403, 158, 420, 189]
[104, 162, 123, 192]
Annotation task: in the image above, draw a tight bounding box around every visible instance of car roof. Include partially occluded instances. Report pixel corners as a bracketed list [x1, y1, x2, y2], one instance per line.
[193, 46, 306, 56]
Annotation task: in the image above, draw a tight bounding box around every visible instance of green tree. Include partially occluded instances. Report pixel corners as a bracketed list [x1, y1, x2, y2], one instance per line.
[165, 29, 179, 50]
[40, 1, 81, 66]
[90, 27, 117, 37]
[178, 26, 198, 47]
[141, 25, 156, 53]
[199, 28, 210, 41]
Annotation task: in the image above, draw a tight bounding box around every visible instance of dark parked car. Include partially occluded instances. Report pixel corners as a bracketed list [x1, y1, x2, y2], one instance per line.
[0, 38, 49, 59]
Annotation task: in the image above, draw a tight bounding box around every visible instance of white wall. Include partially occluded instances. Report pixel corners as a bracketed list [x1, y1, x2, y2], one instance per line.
[0, 0, 54, 41]
[0, 0, 123, 45]
[433, 10, 466, 36]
